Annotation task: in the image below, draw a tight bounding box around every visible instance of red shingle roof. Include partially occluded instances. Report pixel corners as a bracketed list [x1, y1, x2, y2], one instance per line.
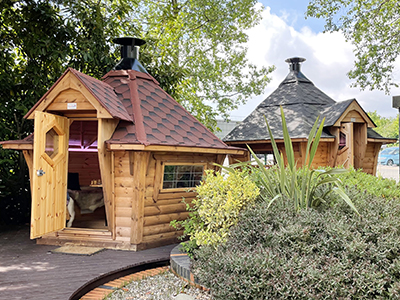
[19, 67, 241, 151]
[103, 70, 233, 149]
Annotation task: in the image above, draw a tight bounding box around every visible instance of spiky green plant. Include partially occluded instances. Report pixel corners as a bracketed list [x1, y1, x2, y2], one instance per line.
[246, 106, 359, 214]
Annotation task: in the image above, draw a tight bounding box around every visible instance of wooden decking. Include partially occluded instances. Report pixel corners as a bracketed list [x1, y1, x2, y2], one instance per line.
[0, 225, 176, 300]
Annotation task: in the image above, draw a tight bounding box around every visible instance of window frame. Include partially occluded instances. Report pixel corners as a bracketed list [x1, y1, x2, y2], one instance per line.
[160, 162, 206, 193]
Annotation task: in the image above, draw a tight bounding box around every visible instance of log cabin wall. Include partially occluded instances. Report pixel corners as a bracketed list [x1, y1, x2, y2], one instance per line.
[227, 141, 331, 168]
[142, 152, 219, 249]
[277, 142, 330, 168]
[365, 142, 383, 175]
[311, 142, 330, 168]
[114, 151, 133, 243]
[113, 150, 222, 249]
[68, 152, 100, 186]
[227, 139, 382, 176]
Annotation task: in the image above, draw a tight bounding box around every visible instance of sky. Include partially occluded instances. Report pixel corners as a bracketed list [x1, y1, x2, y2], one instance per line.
[229, 0, 400, 120]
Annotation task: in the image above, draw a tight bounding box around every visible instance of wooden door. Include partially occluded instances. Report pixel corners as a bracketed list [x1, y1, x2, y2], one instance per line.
[31, 112, 69, 239]
[336, 123, 353, 168]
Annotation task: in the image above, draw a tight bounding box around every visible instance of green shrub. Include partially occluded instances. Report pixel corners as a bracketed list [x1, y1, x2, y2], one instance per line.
[231, 106, 357, 214]
[193, 188, 400, 299]
[171, 169, 259, 255]
[336, 167, 400, 200]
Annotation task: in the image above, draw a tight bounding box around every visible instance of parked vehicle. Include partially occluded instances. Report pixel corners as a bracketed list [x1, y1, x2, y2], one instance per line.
[378, 146, 399, 166]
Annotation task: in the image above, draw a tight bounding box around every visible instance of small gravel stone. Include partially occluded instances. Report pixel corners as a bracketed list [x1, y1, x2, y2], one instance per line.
[107, 271, 212, 300]
[174, 294, 195, 300]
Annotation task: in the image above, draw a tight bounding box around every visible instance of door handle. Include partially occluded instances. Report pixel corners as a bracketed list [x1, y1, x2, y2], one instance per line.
[36, 169, 45, 177]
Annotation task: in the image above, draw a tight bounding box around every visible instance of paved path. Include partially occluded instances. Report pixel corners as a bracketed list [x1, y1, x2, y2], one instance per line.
[377, 165, 399, 182]
[0, 226, 176, 300]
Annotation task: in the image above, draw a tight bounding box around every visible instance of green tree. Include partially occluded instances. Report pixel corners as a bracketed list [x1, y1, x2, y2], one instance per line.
[135, 0, 274, 128]
[55, 0, 273, 129]
[0, 0, 76, 223]
[368, 111, 399, 140]
[306, 0, 400, 93]
[1, 0, 273, 137]
[0, 0, 272, 224]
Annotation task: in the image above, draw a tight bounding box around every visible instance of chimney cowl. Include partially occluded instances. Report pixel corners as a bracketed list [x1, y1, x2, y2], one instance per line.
[285, 57, 306, 72]
[113, 37, 148, 72]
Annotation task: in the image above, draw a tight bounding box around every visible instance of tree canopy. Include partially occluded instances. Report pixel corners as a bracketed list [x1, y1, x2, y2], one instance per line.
[306, 0, 400, 93]
[368, 111, 399, 140]
[1, 0, 273, 137]
[0, 0, 273, 224]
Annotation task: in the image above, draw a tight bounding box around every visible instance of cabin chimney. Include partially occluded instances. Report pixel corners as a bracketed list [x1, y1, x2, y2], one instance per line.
[285, 57, 306, 72]
[113, 37, 147, 72]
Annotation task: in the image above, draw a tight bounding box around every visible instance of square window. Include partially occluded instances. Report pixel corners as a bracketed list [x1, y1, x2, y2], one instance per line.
[162, 165, 204, 189]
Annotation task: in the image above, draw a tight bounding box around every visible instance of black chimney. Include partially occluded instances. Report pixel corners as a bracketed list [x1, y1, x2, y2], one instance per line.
[285, 57, 306, 72]
[113, 37, 147, 73]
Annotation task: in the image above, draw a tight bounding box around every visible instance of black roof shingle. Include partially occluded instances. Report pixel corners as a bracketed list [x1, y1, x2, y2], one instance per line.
[224, 58, 381, 142]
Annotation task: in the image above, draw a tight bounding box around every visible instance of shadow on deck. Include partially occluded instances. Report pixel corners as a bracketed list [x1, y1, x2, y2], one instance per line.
[0, 225, 176, 300]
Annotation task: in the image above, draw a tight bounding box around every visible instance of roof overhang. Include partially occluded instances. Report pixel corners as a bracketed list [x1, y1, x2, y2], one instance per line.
[1, 141, 246, 155]
[225, 137, 335, 145]
[367, 138, 398, 144]
[106, 143, 246, 155]
[0, 141, 33, 150]
[25, 69, 114, 120]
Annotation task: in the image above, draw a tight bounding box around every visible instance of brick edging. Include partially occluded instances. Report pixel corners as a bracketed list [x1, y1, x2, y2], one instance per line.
[169, 244, 208, 291]
[80, 266, 169, 299]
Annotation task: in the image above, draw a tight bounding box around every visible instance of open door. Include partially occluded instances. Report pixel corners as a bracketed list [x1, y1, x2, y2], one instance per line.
[336, 123, 353, 168]
[31, 112, 69, 239]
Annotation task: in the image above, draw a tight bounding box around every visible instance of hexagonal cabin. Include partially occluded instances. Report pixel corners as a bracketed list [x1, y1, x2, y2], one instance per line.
[0, 38, 245, 250]
[224, 58, 396, 175]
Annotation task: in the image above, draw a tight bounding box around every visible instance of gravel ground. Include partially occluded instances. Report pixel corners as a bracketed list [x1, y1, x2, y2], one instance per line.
[106, 271, 212, 300]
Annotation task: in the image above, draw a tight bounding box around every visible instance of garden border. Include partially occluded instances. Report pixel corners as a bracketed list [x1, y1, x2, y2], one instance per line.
[170, 244, 208, 291]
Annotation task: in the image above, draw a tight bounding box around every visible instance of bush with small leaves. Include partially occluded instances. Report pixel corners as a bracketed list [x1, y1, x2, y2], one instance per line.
[192, 187, 400, 299]
[336, 167, 400, 200]
[171, 169, 259, 256]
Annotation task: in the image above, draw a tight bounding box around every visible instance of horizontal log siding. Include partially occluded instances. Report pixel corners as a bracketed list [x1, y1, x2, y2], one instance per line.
[142, 153, 217, 244]
[112, 151, 222, 247]
[311, 142, 330, 168]
[68, 152, 100, 186]
[363, 143, 378, 174]
[113, 151, 133, 240]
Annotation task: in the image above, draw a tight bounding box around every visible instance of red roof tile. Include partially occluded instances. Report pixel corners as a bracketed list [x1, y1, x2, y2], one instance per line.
[102, 70, 236, 149]
[17, 67, 242, 152]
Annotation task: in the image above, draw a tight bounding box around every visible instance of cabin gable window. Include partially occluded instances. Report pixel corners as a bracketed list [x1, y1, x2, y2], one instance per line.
[162, 164, 204, 190]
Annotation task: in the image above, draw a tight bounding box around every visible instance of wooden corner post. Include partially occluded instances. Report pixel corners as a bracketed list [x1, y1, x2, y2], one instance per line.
[98, 119, 119, 237]
[130, 151, 151, 245]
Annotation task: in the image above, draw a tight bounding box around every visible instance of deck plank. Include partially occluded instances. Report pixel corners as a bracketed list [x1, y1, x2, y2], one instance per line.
[0, 225, 176, 300]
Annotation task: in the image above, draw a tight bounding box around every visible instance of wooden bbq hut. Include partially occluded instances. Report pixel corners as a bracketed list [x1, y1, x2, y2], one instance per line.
[0, 37, 245, 250]
[224, 57, 396, 175]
